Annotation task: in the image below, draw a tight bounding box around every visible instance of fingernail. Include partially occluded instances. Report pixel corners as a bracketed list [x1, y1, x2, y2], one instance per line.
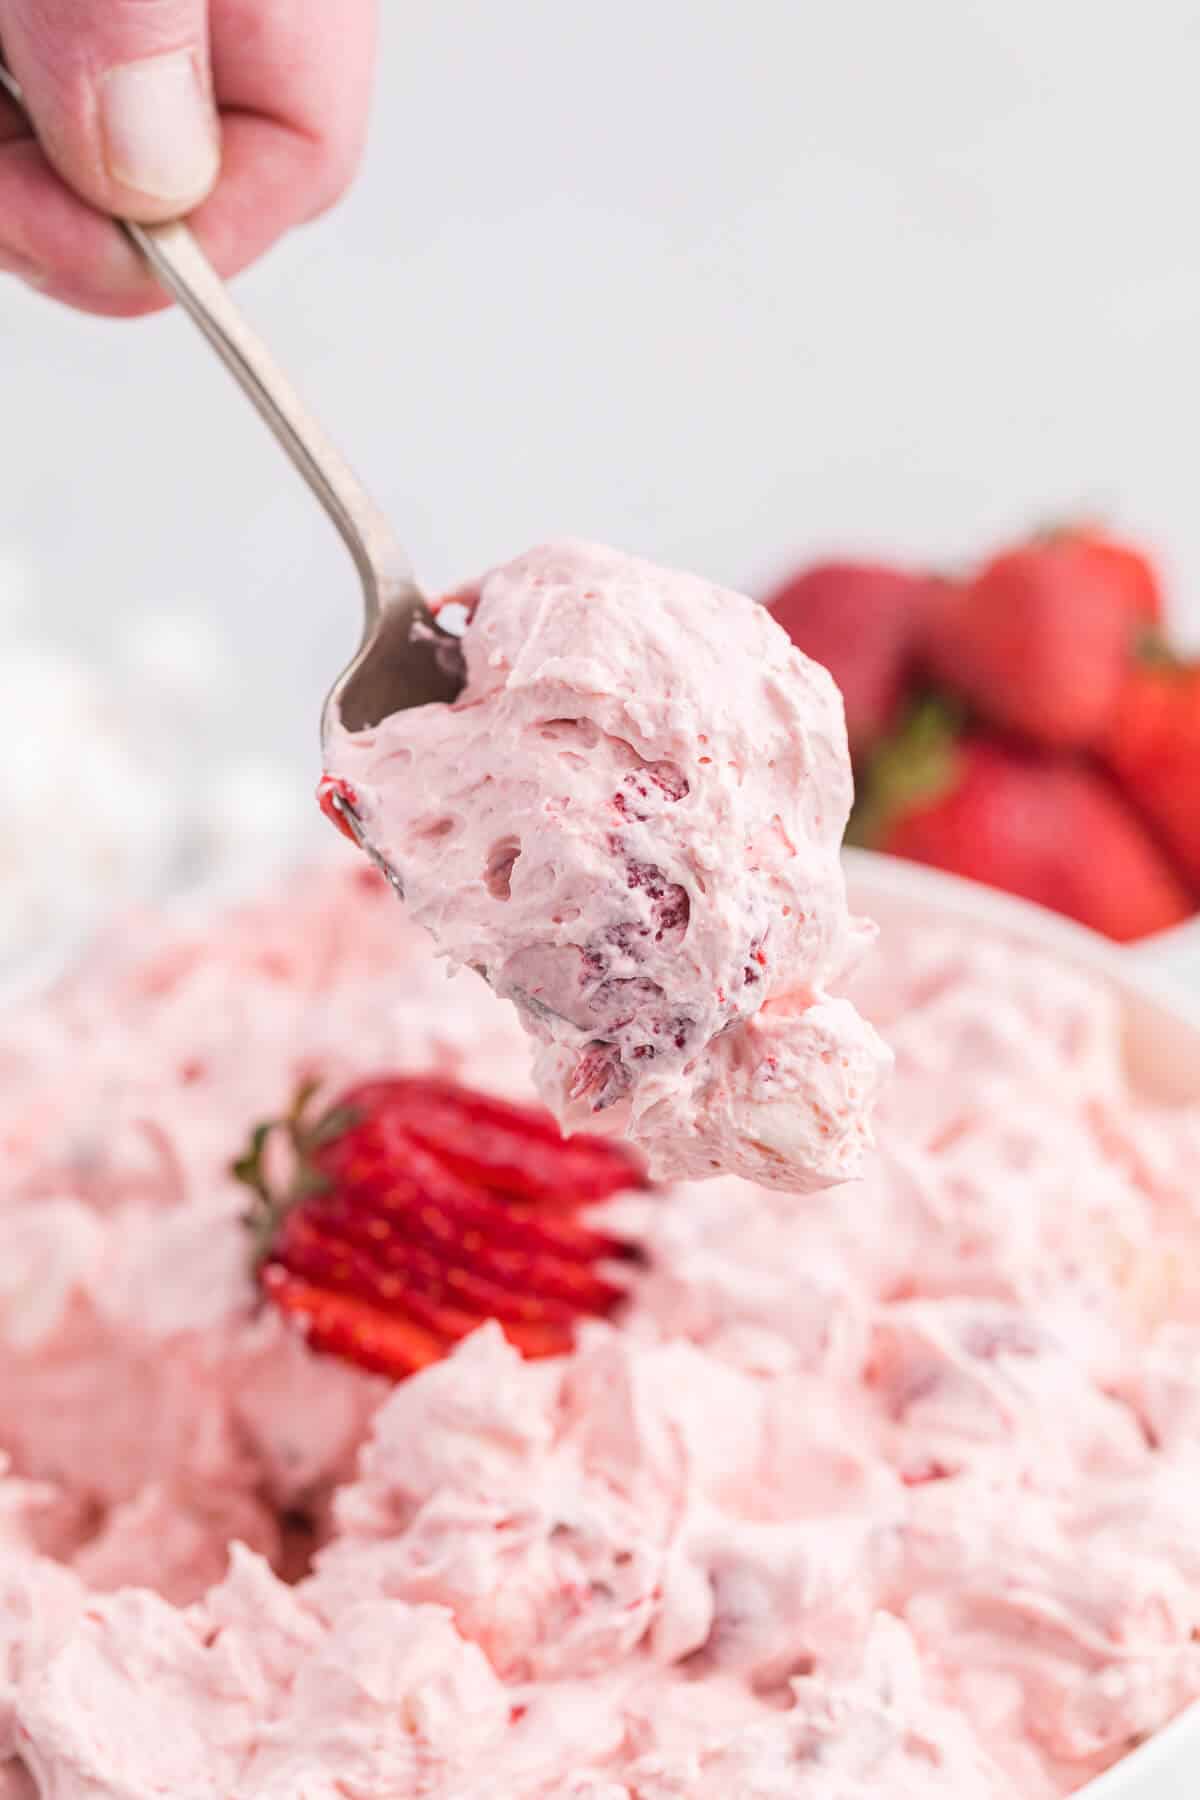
[100, 49, 218, 205]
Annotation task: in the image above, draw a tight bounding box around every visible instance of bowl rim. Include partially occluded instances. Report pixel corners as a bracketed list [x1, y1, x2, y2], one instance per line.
[844, 845, 1200, 1028]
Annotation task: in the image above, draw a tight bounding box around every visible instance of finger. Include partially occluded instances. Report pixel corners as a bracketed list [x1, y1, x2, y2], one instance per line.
[0, 0, 376, 316]
[185, 0, 374, 277]
[4, 101, 362, 314]
[184, 110, 352, 283]
[1, 0, 220, 221]
[209, 0, 375, 182]
[0, 135, 165, 314]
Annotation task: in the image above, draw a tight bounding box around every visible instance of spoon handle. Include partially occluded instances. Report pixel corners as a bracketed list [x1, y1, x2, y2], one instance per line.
[0, 58, 420, 628]
[123, 219, 417, 619]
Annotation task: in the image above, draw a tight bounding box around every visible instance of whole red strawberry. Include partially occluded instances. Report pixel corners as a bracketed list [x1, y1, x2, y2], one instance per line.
[850, 705, 1193, 942]
[235, 1076, 649, 1380]
[1103, 657, 1200, 891]
[920, 530, 1152, 748]
[764, 561, 935, 758]
[1060, 526, 1164, 628]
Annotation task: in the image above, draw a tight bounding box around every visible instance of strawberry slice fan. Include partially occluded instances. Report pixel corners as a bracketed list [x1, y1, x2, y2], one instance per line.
[233, 1075, 650, 1380]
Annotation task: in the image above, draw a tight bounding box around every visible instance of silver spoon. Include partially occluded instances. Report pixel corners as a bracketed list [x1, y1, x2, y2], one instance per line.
[0, 57, 464, 855]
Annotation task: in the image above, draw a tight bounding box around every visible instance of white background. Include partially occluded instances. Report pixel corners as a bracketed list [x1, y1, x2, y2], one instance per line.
[4, 0, 1200, 783]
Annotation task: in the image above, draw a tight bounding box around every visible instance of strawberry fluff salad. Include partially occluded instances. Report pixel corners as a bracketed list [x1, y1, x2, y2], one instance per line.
[322, 540, 891, 1192]
[4, 855, 1200, 1799]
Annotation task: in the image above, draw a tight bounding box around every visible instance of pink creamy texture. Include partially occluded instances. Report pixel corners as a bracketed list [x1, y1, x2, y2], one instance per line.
[325, 540, 891, 1191]
[3, 859, 1200, 1797]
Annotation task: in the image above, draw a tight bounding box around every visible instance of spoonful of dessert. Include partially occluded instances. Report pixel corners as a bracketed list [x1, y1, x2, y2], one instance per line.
[320, 538, 893, 1194]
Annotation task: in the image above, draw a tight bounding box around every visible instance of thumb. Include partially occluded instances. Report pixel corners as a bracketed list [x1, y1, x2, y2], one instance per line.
[2, 0, 219, 220]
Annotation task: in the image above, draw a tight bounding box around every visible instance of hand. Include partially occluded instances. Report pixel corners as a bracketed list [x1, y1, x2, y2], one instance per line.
[0, 0, 376, 315]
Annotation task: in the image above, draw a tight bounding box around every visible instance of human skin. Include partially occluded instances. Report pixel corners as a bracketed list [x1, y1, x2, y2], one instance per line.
[0, 0, 376, 315]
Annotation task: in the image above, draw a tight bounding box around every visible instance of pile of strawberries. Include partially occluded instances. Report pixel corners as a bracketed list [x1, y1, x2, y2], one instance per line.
[765, 528, 1200, 942]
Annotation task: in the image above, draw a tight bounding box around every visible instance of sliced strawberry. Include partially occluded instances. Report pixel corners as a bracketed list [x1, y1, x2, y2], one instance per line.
[322, 1076, 647, 1207]
[312, 1132, 636, 1265]
[261, 1267, 445, 1380]
[326, 1175, 637, 1272]
[277, 1205, 626, 1322]
[236, 1073, 649, 1383]
[272, 1216, 576, 1357]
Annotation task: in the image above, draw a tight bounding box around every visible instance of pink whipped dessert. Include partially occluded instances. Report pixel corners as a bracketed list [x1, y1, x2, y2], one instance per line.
[323, 540, 890, 1191]
[3, 855, 1200, 1798]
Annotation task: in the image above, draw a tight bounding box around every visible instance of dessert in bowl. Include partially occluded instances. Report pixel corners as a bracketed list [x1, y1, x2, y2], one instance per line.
[1, 843, 1198, 1799]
